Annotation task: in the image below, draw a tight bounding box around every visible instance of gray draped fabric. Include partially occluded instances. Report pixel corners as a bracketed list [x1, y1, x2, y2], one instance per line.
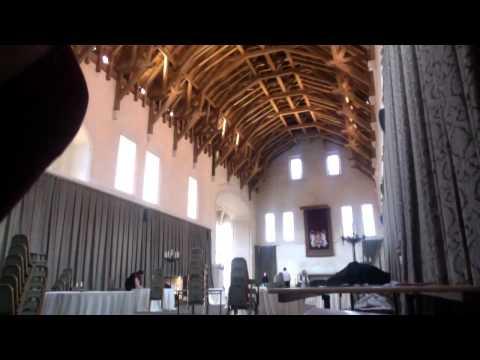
[254, 245, 277, 284]
[0, 173, 213, 290]
[383, 45, 480, 285]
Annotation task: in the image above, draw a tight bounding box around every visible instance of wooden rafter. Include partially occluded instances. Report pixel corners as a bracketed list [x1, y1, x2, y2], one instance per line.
[73, 44, 376, 194]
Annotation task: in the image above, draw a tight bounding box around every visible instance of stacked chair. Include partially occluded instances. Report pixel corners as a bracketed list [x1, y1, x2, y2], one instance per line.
[18, 253, 48, 315]
[0, 234, 48, 315]
[187, 247, 207, 314]
[227, 257, 259, 315]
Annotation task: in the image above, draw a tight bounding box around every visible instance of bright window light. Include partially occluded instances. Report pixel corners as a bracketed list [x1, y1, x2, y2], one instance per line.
[114, 135, 137, 194]
[187, 176, 198, 219]
[265, 213, 276, 243]
[341, 206, 354, 237]
[282, 211, 295, 242]
[361, 204, 376, 237]
[290, 158, 303, 180]
[326, 154, 341, 176]
[215, 221, 233, 290]
[142, 151, 160, 204]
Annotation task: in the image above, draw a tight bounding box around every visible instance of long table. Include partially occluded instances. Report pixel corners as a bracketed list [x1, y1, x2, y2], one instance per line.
[41, 288, 151, 315]
[268, 284, 480, 314]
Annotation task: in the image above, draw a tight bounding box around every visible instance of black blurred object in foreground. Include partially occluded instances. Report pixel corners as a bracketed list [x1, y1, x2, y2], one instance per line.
[327, 261, 391, 286]
[0, 46, 88, 221]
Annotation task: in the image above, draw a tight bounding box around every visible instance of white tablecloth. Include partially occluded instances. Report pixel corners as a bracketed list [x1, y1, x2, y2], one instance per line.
[258, 287, 305, 315]
[162, 288, 176, 310]
[41, 289, 151, 315]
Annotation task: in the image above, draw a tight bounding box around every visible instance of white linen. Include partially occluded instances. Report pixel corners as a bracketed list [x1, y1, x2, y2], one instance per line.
[258, 287, 304, 315]
[162, 288, 176, 310]
[41, 289, 150, 315]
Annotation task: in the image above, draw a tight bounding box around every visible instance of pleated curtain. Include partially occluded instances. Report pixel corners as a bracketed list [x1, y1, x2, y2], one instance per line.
[382, 45, 480, 285]
[0, 173, 213, 289]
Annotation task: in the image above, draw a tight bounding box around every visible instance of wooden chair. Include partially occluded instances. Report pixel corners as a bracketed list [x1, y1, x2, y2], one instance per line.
[4, 255, 26, 284]
[0, 284, 15, 315]
[2, 264, 23, 293]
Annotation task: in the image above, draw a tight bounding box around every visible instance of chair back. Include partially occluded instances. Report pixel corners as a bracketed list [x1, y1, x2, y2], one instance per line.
[228, 257, 249, 308]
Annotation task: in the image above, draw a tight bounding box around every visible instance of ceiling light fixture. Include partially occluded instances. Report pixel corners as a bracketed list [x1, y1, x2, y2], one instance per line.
[102, 55, 109, 64]
[235, 132, 240, 146]
[140, 87, 146, 95]
[170, 111, 174, 117]
[350, 105, 354, 111]
[345, 96, 350, 104]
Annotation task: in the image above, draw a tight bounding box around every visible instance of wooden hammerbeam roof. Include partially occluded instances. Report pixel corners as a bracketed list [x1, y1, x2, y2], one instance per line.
[72, 45, 376, 198]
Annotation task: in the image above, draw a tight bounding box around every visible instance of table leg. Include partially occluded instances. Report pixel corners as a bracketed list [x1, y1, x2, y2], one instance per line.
[393, 293, 400, 315]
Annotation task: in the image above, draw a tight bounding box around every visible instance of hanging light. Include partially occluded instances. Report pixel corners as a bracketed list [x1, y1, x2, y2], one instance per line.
[345, 96, 350, 104]
[170, 110, 174, 117]
[349, 117, 354, 123]
[353, 124, 358, 129]
[102, 55, 109, 64]
[92, 46, 96, 52]
[235, 132, 240, 146]
[140, 87, 146, 95]
[222, 118, 227, 137]
[350, 105, 354, 111]
[366, 99, 370, 105]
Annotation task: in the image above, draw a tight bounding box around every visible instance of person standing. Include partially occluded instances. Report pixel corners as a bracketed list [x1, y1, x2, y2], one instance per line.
[282, 267, 291, 288]
[261, 272, 269, 286]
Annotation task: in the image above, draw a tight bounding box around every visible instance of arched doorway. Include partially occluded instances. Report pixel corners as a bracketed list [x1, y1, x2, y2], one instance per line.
[48, 125, 92, 182]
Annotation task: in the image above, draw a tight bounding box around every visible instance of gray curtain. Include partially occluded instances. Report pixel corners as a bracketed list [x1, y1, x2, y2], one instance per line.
[254, 245, 276, 284]
[0, 173, 213, 289]
[383, 45, 480, 285]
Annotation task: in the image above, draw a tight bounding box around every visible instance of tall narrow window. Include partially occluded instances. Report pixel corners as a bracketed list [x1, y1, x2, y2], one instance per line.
[361, 204, 376, 237]
[142, 151, 160, 204]
[282, 211, 295, 242]
[341, 206, 354, 237]
[290, 158, 303, 180]
[187, 176, 198, 219]
[114, 135, 137, 194]
[326, 154, 341, 176]
[265, 213, 276, 243]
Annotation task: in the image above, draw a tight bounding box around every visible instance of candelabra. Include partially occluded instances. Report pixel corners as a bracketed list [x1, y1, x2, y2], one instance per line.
[341, 233, 365, 262]
[163, 249, 180, 263]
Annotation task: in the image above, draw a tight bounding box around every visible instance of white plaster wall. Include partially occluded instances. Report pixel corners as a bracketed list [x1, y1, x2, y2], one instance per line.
[47, 63, 255, 268]
[255, 139, 383, 279]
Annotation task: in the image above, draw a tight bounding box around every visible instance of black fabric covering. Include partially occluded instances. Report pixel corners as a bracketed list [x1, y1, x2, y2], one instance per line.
[228, 257, 249, 308]
[254, 245, 276, 285]
[326, 261, 391, 286]
[0, 46, 89, 221]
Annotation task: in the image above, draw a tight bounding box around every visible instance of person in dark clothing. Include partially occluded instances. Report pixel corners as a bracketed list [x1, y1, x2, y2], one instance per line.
[125, 270, 144, 291]
[261, 272, 269, 285]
